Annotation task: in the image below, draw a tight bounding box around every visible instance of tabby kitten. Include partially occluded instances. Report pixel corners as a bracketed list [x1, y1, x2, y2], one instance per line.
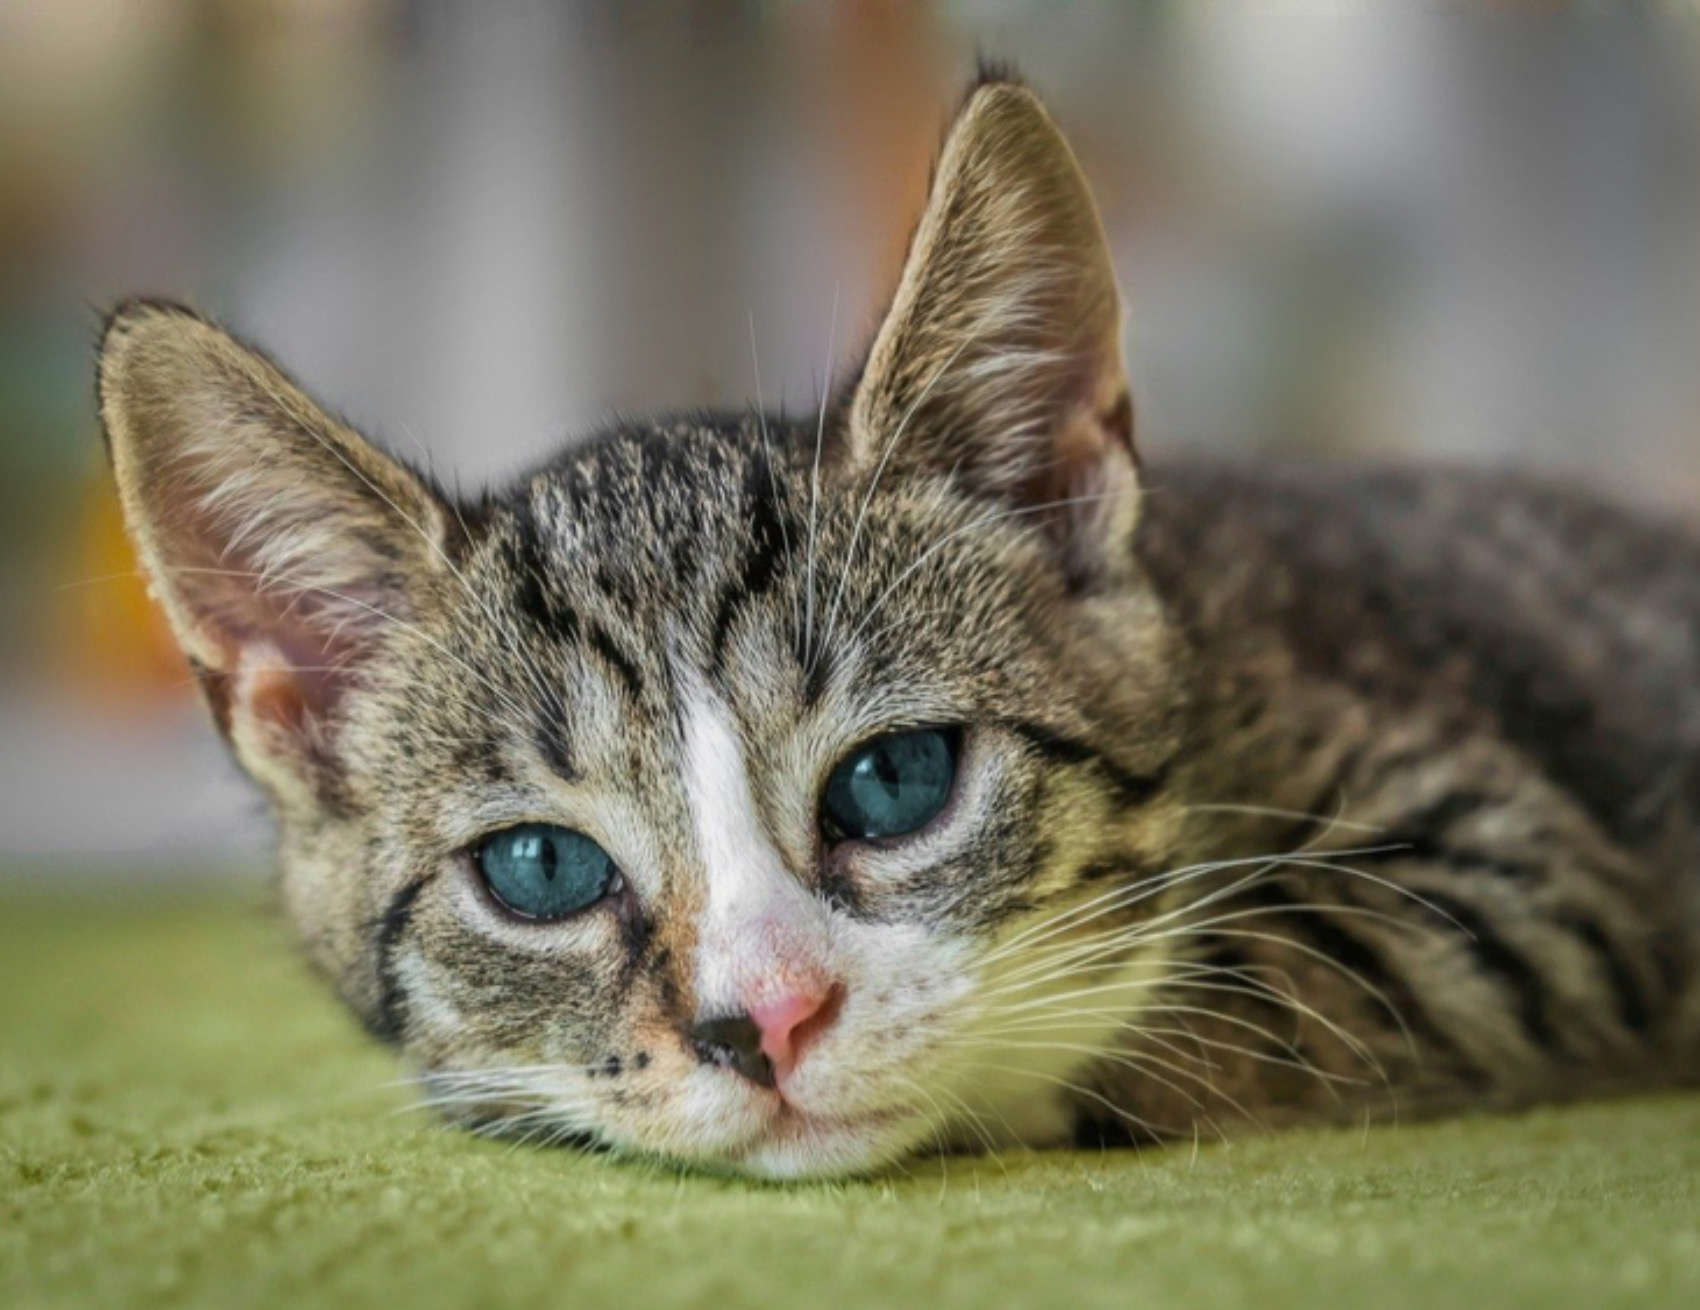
[99, 73, 1699, 1178]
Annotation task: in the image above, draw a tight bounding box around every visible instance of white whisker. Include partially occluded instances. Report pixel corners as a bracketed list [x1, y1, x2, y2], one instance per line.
[840, 491, 1121, 656]
[820, 331, 983, 660]
[802, 283, 840, 670]
[1185, 800, 1387, 836]
[748, 310, 801, 641]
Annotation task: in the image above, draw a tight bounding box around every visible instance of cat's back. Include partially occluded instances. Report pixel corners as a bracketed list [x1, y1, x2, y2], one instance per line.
[1138, 457, 1700, 856]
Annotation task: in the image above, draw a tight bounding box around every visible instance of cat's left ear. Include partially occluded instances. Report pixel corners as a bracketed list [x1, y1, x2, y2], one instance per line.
[844, 74, 1137, 590]
[97, 300, 453, 805]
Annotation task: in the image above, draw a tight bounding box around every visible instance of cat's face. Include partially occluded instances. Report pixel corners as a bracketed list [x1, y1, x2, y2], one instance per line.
[100, 77, 1186, 1177]
[332, 423, 1181, 1175]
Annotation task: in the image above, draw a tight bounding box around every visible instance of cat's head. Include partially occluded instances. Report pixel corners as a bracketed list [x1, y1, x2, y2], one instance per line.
[99, 75, 1188, 1177]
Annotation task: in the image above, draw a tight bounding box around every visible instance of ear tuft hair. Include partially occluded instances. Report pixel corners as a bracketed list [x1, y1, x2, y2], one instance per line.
[969, 53, 1025, 94]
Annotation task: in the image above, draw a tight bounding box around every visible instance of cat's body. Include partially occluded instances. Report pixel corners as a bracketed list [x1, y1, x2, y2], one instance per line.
[98, 72, 1699, 1177]
[1110, 459, 1700, 1136]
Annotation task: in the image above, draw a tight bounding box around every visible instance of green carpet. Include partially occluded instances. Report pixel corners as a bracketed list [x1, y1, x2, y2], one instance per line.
[2, 883, 1697, 1310]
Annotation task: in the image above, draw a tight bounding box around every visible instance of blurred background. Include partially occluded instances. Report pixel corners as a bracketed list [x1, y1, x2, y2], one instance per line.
[2, 0, 1699, 875]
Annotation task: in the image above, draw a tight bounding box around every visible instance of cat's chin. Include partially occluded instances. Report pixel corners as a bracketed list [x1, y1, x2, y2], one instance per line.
[722, 1102, 930, 1181]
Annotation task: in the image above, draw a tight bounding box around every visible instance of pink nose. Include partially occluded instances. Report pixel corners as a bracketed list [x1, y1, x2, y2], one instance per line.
[747, 985, 842, 1079]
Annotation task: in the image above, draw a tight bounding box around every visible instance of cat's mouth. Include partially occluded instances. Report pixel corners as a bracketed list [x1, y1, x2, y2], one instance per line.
[726, 1100, 918, 1177]
[679, 1070, 921, 1176]
[740, 1077, 903, 1134]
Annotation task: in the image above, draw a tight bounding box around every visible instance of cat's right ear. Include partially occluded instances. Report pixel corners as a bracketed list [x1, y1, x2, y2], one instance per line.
[843, 74, 1137, 592]
[98, 300, 453, 802]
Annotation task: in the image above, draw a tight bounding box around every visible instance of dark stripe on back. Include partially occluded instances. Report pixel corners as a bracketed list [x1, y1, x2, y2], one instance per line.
[1416, 889, 1564, 1053]
[1350, 833, 1538, 885]
[1390, 789, 1500, 842]
[1229, 878, 1485, 1082]
[1556, 913, 1654, 1036]
[1298, 766, 1539, 883]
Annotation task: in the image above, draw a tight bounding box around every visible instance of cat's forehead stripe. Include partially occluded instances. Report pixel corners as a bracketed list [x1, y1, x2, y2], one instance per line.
[707, 474, 791, 677]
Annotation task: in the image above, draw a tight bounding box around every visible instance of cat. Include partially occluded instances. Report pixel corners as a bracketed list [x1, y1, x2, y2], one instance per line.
[97, 69, 1700, 1179]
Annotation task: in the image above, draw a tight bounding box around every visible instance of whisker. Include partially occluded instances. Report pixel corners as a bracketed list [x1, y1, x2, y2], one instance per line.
[980, 844, 1404, 983]
[748, 310, 801, 642]
[976, 1035, 1250, 1137]
[819, 330, 982, 661]
[996, 878, 1435, 1004]
[978, 842, 1396, 969]
[975, 1002, 1366, 1100]
[839, 491, 1122, 658]
[411, 1061, 608, 1082]
[1185, 800, 1387, 836]
[972, 1061, 1178, 1145]
[1168, 926, 1415, 1066]
[979, 963, 1385, 1081]
[802, 283, 840, 670]
[985, 844, 1451, 1004]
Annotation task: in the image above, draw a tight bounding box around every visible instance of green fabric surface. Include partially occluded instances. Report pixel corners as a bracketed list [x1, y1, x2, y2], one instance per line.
[2, 885, 1696, 1310]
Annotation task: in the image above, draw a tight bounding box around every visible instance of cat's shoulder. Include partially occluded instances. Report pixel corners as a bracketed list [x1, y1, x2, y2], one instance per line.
[1139, 453, 1700, 853]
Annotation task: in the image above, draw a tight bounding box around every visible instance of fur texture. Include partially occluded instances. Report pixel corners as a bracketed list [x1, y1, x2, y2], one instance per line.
[98, 75, 1700, 1178]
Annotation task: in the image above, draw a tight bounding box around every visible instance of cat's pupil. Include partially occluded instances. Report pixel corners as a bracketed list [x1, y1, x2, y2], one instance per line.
[476, 824, 614, 920]
[822, 729, 958, 843]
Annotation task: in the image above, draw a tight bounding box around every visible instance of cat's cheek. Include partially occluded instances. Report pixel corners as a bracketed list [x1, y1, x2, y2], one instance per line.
[386, 947, 472, 1055]
[770, 923, 980, 1112]
[616, 1048, 939, 1179]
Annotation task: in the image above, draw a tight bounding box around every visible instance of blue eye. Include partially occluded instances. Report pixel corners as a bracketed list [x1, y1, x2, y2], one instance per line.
[475, 824, 618, 920]
[822, 729, 959, 843]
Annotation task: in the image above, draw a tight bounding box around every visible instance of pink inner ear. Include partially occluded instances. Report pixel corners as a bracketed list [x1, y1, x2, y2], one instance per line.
[207, 608, 366, 749]
[1013, 375, 1138, 588]
[243, 664, 309, 736]
[163, 461, 402, 742]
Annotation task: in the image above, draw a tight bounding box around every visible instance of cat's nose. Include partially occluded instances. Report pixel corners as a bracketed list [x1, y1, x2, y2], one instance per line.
[689, 985, 842, 1089]
[749, 984, 842, 1080]
[688, 1013, 776, 1088]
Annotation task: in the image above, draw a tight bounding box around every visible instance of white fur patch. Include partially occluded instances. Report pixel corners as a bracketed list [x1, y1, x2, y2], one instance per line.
[678, 682, 831, 1016]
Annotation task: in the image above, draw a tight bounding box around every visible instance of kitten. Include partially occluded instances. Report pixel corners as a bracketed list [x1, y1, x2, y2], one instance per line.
[98, 71, 1699, 1179]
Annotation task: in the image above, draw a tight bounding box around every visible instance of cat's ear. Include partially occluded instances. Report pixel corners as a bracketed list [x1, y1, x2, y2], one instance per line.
[98, 300, 452, 797]
[844, 75, 1137, 589]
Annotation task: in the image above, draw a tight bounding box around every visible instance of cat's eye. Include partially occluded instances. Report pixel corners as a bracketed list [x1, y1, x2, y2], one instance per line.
[821, 728, 960, 844]
[474, 824, 618, 921]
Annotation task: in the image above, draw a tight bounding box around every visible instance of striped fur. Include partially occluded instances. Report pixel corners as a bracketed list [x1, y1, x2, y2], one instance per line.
[97, 73, 1699, 1177]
